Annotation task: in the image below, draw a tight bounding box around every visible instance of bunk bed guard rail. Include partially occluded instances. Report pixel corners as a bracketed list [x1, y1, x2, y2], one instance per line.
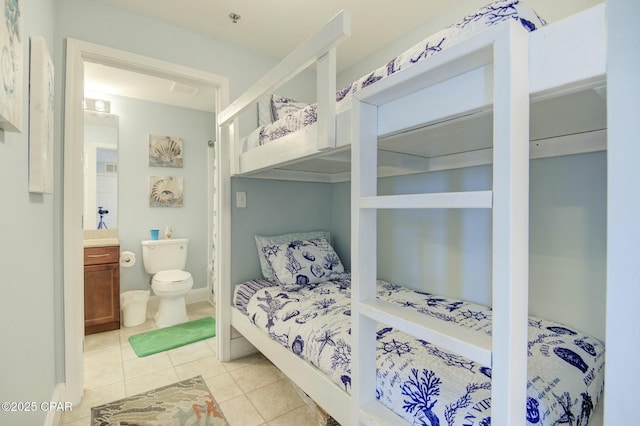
[218, 10, 351, 176]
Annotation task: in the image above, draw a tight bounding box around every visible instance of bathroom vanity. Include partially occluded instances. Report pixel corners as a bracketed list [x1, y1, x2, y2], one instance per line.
[84, 243, 120, 335]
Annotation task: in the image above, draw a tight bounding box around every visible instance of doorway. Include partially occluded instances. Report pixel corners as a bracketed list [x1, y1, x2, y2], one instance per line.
[63, 39, 229, 404]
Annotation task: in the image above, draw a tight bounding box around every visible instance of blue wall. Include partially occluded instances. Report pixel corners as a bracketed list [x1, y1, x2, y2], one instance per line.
[109, 95, 214, 291]
[230, 178, 335, 284]
[0, 1, 57, 425]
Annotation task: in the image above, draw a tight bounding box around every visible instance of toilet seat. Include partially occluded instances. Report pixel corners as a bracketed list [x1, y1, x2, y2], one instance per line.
[152, 269, 193, 292]
[154, 269, 191, 283]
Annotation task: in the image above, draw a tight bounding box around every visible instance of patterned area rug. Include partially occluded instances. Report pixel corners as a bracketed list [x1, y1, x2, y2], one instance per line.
[91, 376, 228, 425]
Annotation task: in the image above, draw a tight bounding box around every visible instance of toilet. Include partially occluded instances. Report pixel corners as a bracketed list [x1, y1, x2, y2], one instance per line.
[141, 238, 193, 327]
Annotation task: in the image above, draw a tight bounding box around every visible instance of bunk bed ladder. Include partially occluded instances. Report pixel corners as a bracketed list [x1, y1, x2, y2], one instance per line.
[351, 21, 529, 425]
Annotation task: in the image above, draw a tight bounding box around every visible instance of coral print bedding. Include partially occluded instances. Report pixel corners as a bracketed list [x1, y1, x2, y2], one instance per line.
[242, 276, 604, 426]
[244, 0, 547, 150]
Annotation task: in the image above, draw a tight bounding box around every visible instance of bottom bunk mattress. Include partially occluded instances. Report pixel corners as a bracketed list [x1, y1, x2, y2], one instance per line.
[234, 276, 604, 425]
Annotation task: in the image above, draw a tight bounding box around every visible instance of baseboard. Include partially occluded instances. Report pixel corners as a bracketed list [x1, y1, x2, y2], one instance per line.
[44, 383, 66, 426]
[186, 287, 211, 304]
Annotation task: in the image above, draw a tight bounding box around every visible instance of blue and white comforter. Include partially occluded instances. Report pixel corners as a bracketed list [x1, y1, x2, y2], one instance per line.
[243, 277, 604, 426]
[244, 0, 547, 151]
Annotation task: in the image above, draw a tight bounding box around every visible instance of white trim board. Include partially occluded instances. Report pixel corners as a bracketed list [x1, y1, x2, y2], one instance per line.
[63, 38, 229, 404]
[43, 383, 66, 426]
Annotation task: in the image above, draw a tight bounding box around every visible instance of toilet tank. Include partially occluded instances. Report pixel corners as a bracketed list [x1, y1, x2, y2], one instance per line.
[141, 238, 188, 274]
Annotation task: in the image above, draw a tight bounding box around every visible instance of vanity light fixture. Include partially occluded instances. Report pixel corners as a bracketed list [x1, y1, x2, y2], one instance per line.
[84, 97, 111, 113]
[94, 99, 107, 112]
[229, 12, 241, 23]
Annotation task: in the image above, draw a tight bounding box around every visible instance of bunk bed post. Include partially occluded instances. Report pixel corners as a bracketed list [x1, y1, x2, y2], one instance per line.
[490, 22, 529, 425]
[351, 99, 379, 424]
[216, 119, 234, 361]
[316, 48, 337, 150]
[228, 119, 240, 177]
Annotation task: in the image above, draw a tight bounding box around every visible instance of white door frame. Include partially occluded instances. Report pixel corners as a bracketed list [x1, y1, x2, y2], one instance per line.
[63, 38, 229, 403]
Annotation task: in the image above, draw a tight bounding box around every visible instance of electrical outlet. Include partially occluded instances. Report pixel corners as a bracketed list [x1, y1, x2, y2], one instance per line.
[236, 192, 247, 208]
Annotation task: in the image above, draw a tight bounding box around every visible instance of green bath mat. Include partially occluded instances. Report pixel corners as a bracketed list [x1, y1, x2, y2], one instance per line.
[129, 316, 216, 357]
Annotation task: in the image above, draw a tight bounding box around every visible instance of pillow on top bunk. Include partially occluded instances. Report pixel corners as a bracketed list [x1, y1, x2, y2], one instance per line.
[262, 237, 345, 291]
[255, 230, 331, 279]
[270, 95, 309, 122]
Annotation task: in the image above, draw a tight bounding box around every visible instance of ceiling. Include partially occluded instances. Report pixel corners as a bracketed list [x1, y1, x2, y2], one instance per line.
[84, 62, 218, 112]
[91, 0, 458, 72]
[84, 0, 463, 112]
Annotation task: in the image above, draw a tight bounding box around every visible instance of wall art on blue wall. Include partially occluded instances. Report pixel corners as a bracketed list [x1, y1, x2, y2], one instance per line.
[0, 0, 22, 132]
[149, 176, 183, 207]
[28, 36, 54, 193]
[148, 134, 183, 168]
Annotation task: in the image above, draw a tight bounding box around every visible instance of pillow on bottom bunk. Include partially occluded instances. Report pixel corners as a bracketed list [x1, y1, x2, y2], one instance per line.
[240, 277, 604, 426]
[255, 230, 331, 280]
[263, 237, 345, 291]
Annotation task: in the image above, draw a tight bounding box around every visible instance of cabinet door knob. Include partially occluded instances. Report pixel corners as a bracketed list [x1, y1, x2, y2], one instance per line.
[88, 253, 111, 258]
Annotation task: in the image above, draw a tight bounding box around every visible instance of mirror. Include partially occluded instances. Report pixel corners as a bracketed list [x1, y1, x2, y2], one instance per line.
[83, 110, 118, 230]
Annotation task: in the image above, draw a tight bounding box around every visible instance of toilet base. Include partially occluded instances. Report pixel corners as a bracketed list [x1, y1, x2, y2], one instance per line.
[154, 296, 188, 328]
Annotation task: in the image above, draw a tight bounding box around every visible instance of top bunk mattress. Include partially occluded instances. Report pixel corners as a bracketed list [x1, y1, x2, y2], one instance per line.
[242, 0, 547, 153]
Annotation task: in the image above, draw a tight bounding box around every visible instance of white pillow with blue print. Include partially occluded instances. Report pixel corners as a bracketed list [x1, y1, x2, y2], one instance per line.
[263, 237, 344, 290]
[255, 230, 331, 280]
[270, 95, 309, 121]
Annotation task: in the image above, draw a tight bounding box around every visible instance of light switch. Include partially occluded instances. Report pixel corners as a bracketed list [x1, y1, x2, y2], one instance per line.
[236, 191, 247, 208]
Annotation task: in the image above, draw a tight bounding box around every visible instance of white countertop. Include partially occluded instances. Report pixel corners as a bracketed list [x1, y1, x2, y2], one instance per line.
[84, 238, 120, 248]
[83, 229, 119, 247]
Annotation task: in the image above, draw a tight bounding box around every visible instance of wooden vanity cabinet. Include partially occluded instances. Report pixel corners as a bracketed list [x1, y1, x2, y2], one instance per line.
[84, 246, 120, 335]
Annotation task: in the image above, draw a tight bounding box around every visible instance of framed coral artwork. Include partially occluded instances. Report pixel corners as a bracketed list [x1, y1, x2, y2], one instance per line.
[0, 0, 23, 132]
[148, 134, 183, 167]
[28, 36, 54, 193]
[149, 176, 183, 207]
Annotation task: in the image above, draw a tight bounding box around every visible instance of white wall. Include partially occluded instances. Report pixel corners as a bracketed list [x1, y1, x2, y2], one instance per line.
[0, 1, 57, 425]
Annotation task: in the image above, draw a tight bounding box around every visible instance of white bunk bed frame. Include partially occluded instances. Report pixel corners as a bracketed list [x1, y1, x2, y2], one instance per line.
[217, 4, 606, 426]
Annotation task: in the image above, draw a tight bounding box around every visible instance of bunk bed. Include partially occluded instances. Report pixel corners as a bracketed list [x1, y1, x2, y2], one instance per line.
[217, 1, 607, 425]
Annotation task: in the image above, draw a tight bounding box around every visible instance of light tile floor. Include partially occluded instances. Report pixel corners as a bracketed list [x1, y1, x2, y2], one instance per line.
[61, 301, 322, 425]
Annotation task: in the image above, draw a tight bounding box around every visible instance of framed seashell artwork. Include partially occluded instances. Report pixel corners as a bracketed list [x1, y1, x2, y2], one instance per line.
[0, 0, 23, 132]
[28, 36, 54, 193]
[149, 176, 183, 207]
[148, 134, 183, 167]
